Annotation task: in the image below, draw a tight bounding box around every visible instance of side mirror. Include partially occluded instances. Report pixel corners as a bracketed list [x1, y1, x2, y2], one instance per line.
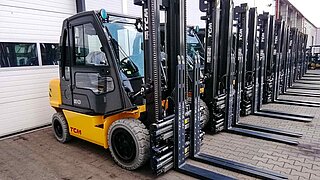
[135, 18, 143, 32]
[195, 25, 200, 33]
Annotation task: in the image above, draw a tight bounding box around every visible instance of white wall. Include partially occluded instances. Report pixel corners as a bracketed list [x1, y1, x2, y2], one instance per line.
[0, 0, 76, 137]
[85, 0, 142, 17]
[126, 0, 143, 17]
[316, 28, 320, 45]
[303, 19, 317, 47]
[186, 0, 205, 27]
[234, 0, 275, 15]
[85, 0, 123, 14]
[0, 0, 76, 43]
[186, 0, 275, 28]
[0, 66, 58, 137]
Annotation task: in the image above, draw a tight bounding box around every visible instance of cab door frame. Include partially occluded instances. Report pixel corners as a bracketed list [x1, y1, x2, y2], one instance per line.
[60, 11, 134, 115]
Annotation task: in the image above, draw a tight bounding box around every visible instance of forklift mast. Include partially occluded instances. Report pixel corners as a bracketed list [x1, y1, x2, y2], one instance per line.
[233, 3, 248, 124]
[253, 12, 270, 112]
[281, 26, 290, 94]
[288, 28, 298, 88]
[273, 20, 284, 101]
[233, 4, 254, 117]
[200, 0, 235, 133]
[297, 32, 305, 80]
[244, 7, 258, 115]
[234, 4, 249, 93]
[263, 15, 275, 103]
[221, 0, 236, 131]
[200, 0, 220, 91]
[137, 0, 163, 124]
[301, 34, 309, 76]
[200, 0, 222, 132]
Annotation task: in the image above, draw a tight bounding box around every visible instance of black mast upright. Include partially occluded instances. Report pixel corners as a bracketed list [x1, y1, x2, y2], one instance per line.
[234, 4, 249, 120]
[273, 19, 284, 101]
[242, 7, 258, 115]
[200, 0, 222, 132]
[263, 15, 275, 103]
[254, 12, 270, 112]
[134, 0, 162, 125]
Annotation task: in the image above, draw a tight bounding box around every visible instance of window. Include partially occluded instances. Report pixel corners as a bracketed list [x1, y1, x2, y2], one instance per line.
[105, 22, 144, 78]
[74, 23, 108, 66]
[75, 72, 114, 94]
[40, 43, 59, 65]
[0, 43, 38, 68]
[62, 30, 70, 80]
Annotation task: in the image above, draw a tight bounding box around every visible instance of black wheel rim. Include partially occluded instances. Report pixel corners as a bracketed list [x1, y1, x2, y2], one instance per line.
[53, 119, 63, 139]
[111, 128, 136, 163]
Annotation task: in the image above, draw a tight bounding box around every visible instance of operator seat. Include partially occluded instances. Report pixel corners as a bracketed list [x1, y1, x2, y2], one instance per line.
[85, 51, 108, 65]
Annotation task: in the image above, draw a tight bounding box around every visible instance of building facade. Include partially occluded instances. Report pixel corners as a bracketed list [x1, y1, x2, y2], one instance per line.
[277, 0, 318, 46]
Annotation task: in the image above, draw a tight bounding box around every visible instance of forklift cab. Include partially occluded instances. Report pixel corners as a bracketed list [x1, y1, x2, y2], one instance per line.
[58, 10, 134, 115]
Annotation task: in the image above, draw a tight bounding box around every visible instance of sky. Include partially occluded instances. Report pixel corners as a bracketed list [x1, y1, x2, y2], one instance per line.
[233, 0, 320, 27]
[288, 0, 320, 27]
[186, 0, 320, 28]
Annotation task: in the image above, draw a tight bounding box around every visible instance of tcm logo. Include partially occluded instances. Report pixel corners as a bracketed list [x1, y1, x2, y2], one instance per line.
[70, 127, 82, 135]
[143, 8, 149, 40]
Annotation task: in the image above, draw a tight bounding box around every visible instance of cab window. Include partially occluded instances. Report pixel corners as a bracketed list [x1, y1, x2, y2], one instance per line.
[74, 23, 108, 66]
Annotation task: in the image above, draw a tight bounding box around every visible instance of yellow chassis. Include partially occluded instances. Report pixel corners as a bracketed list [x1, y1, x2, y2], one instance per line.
[49, 79, 142, 149]
[49, 79, 205, 149]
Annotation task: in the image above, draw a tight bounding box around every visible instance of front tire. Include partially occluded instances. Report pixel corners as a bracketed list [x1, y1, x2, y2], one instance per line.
[52, 112, 72, 143]
[108, 119, 150, 170]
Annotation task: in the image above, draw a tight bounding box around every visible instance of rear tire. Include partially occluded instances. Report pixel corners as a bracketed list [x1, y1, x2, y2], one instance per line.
[108, 119, 150, 170]
[200, 99, 209, 129]
[52, 112, 72, 143]
[188, 98, 209, 129]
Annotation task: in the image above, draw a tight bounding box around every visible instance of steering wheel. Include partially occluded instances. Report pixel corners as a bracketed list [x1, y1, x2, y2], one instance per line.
[120, 56, 130, 64]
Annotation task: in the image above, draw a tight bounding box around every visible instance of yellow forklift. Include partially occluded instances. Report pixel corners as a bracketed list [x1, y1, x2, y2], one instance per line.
[49, 9, 150, 170]
[48, 1, 232, 178]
